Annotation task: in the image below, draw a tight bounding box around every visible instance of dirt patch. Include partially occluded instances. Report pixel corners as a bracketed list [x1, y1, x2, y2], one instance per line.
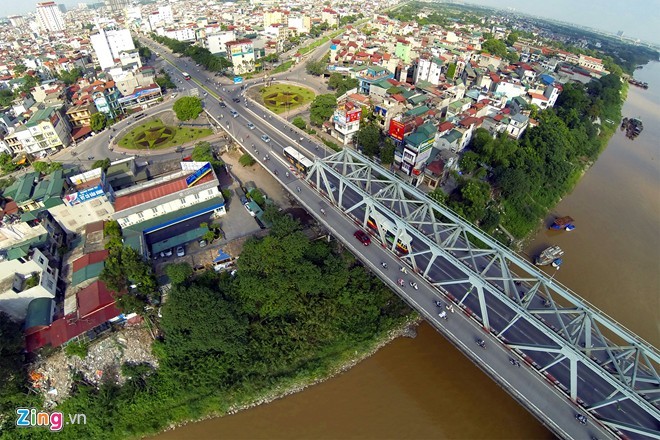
[30, 327, 158, 407]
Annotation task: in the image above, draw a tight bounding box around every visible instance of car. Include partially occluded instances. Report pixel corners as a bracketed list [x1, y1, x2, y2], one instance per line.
[261, 134, 271, 143]
[354, 230, 371, 246]
[247, 122, 255, 130]
[175, 146, 184, 153]
[233, 98, 241, 103]
[219, 102, 227, 108]
[230, 110, 239, 118]
[171, 93, 177, 99]
[160, 248, 173, 257]
[244, 203, 256, 217]
[198, 239, 207, 248]
[176, 246, 185, 257]
[329, 182, 337, 192]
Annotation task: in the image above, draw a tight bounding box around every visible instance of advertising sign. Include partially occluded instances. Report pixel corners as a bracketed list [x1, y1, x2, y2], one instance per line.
[346, 109, 361, 123]
[186, 162, 212, 187]
[233, 76, 244, 84]
[389, 119, 405, 141]
[63, 185, 105, 206]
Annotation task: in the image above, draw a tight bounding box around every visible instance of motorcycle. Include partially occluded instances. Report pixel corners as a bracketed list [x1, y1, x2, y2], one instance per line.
[476, 339, 486, 349]
[296, 186, 301, 193]
[438, 310, 448, 320]
[574, 414, 587, 425]
[397, 278, 405, 287]
[509, 358, 521, 368]
[409, 281, 418, 290]
[400, 266, 408, 274]
[381, 262, 388, 269]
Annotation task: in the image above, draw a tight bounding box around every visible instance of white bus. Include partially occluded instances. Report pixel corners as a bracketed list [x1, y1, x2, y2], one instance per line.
[182, 72, 191, 80]
[283, 146, 314, 174]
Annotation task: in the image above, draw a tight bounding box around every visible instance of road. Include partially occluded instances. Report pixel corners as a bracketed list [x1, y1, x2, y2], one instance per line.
[78, 37, 653, 439]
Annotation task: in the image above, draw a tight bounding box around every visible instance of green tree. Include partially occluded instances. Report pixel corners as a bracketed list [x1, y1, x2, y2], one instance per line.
[92, 158, 111, 171]
[90, 112, 107, 132]
[32, 161, 63, 175]
[0, 89, 14, 107]
[305, 60, 326, 76]
[166, 263, 193, 285]
[481, 38, 508, 58]
[13, 64, 27, 75]
[57, 68, 82, 85]
[0, 312, 27, 411]
[459, 151, 479, 174]
[239, 153, 256, 167]
[249, 188, 265, 207]
[356, 123, 381, 156]
[505, 32, 519, 47]
[380, 138, 395, 165]
[292, 117, 306, 130]
[0, 153, 17, 173]
[309, 94, 337, 126]
[172, 96, 203, 121]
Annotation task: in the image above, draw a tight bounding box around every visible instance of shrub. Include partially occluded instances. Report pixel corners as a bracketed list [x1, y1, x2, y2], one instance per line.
[65, 341, 89, 359]
[239, 154, 256, 167]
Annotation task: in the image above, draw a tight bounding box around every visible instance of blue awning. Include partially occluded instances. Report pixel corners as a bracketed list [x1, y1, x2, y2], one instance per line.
[214, 249, 231, 263]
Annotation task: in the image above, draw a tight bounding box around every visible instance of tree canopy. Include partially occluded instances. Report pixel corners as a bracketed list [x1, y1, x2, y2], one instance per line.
[32, 161, 63, 175]
[356, 123, 381, 157]
[309, 94, 337, 126]
[90, 112, 107, 132]
[172, 96, 203, 121]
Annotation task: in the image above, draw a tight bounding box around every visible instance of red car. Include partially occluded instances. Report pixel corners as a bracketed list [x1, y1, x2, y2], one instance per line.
[354, 230, 371, 246]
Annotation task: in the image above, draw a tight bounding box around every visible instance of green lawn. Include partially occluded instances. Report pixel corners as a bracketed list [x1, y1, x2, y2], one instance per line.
[271, 60, 294, 74]
[117, 119, 213, 150]
[260, 84, 315, 114]
[298, 36, 330, 56]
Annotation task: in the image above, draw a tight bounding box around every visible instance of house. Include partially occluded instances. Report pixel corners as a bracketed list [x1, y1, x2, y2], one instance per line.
[507, 113, 529, 139]
[331, 99, 362, 146]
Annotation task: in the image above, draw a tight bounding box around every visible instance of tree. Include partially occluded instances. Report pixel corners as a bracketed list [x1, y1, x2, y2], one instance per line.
[481, 38, 508, 58]
[505, 32, 519, 47]
[305, 60, 326, 76]
[166, 263, 193, 285]
[380, 138, 395, 165]
[57, 68, 82, 86]
[13, 64, 27, 75]
[0, 313, 28, 411]
[239, 153, 256, 167]
[250, 188, 265, 207]
[356, 123, 381, 156]
[92, 158, 111, 171]
[292, 117, 306, 130]
[309, 94, 337, 126]
[32, 161, 63, 175]
[0, 153, 17, 173]
[90, 112, 107, 132]
[0, 89, 14, 107]
[172, 96, 203, 121]
[459, 151, 479, 174]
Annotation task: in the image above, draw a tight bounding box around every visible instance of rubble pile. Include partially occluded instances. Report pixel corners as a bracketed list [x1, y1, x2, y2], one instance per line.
[31, 327, 158, 405]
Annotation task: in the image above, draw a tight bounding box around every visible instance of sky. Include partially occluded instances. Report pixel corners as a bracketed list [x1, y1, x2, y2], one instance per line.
[1, 0, 659, 45]
[461, 0, 660, 45]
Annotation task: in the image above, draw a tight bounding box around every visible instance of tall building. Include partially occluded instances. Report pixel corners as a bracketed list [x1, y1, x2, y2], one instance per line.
[8, 15, 27, 27]
[105, 0, 129, 13]
[90, 28, 135, 70]
[226, 39, 255, 75]
[36, 1, 65, 32]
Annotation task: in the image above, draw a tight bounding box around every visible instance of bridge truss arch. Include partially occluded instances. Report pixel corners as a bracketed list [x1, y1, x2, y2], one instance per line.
[306, 148, 659, 438]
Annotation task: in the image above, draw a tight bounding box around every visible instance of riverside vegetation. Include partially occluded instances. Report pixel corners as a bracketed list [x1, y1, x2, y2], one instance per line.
[0, 209, 413, 439]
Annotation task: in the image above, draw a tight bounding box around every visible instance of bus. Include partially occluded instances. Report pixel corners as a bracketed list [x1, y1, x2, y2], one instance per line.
[283, 146, 314, 174]
[366, 212, 411, 254]
[182, 72, 191, 80]
[133, 112, 145, 120]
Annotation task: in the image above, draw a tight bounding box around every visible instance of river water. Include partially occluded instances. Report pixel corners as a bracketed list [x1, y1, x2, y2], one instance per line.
[155, 63, 660, 439]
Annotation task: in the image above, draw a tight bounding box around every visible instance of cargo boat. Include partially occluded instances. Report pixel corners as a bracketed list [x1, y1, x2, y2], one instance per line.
[535, 246, 564, 266]
[550, 216, 575, 231]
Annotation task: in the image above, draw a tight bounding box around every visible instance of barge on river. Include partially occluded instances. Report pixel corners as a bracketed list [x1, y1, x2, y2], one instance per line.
[550, 216, 575, 231]
[535, 245, 564, 266]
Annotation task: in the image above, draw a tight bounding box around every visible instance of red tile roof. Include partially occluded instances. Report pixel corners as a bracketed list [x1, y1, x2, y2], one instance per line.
[114, 172, 215, 212]
[72, 249, 108, 273]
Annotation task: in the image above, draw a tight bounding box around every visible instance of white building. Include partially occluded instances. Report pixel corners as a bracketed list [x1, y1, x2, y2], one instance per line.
[36, 1, 65, 32]
[0, 248, 59, 320]
[207, 31, 236, 55]
[331, 100, 362, 146]
[226, 39, 256, 75]
[91, 28, 135, 70]
[161, 27, 196, 42]
[3, 107, 72, 156]
[415, 56, 443, 85]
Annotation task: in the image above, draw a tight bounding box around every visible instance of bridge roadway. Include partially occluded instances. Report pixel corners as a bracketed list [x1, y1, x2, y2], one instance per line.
[130, 39, 653, 439]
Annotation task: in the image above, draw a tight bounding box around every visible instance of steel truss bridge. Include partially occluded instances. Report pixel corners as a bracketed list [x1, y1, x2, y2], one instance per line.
[304, 149, 659, 439]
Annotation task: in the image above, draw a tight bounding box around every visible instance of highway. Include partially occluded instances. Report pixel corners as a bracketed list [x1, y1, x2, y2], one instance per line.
[77, 37, 657, 439]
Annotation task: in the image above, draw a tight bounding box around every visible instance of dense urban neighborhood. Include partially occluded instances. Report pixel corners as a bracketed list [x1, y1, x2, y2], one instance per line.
[0, 0, 657, 438]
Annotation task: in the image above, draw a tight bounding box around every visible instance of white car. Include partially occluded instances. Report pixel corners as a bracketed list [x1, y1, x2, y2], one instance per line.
[247, 122, 255, 130]
[176, 246, 185, 257]
[261, 134, 271, 143]
[171, 93, 177, 99]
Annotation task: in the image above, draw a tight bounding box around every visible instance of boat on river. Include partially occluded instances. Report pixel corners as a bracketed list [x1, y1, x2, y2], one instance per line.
[535, 246, 564, 266]
[550, 216, 575, 231]
[621, 117, 643, 139]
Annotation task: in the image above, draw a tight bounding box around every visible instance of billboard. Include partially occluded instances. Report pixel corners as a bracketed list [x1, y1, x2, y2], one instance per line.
[233, 76, 243, 84]
[389, 119, 405, 141]
[186, 162, 212, 187]
[346, 109, 361, 123]
[63, 184, 105, 206]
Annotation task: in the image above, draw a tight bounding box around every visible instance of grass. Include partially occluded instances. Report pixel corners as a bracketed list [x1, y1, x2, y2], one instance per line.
[260, 84, 315, 114]
[117, 119, 213, 150]
[299, 36, 330, 56]
[271, 60, 294, 74]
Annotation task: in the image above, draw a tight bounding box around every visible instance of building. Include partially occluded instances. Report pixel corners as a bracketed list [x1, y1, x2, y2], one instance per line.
[414, 56, 443, 85]
[90, 80, 122, 119]
[8, 15, 27, 28]
[112, 162, 225, 258]
[91, 28, 135, 70]
[116, 83, 162, 113]
[506, 113, 529, 139]
[207, 31, 236, 56]
[400, 122, 437, 179]
[577, 54, 605, 73]
[65, 104, 97, 128]
[105, 0, 129, 12]
[4, 106, 72, 156]
[321, 9, 339, 28]
[226, 39, 256, 75]
[36, 1, 65, 33]
[355, 66, 393, 95]
[331, 100, 362, 146]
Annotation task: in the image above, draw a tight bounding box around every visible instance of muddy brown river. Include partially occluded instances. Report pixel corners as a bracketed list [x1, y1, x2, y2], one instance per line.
[155, 62, 660, 439]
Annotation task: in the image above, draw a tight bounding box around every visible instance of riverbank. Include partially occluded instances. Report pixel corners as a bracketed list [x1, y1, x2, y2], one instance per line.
[152, 315, 421, 437]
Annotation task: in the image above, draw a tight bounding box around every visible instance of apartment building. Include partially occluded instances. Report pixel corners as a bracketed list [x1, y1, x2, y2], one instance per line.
[36, 1, 65, 33]
[226, 39, 256, 75]
[4, 106, 72, 156]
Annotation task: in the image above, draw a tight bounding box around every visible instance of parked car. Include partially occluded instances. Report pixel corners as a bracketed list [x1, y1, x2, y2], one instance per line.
[171, 93, 177, 99]
[198, 239, 208, 248]
[247, 122, 255, 130]
[176, 246, 185, 257]
[354, 230, 371, 246]
[160, 248, 173, 257]
[261, 134, 271, 143]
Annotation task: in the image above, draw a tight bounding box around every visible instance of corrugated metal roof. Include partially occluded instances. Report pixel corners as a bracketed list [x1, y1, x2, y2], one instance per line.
[25, 298, 53, 330]
[151, 226, 208, 253]
[71, 261, 104, 286]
